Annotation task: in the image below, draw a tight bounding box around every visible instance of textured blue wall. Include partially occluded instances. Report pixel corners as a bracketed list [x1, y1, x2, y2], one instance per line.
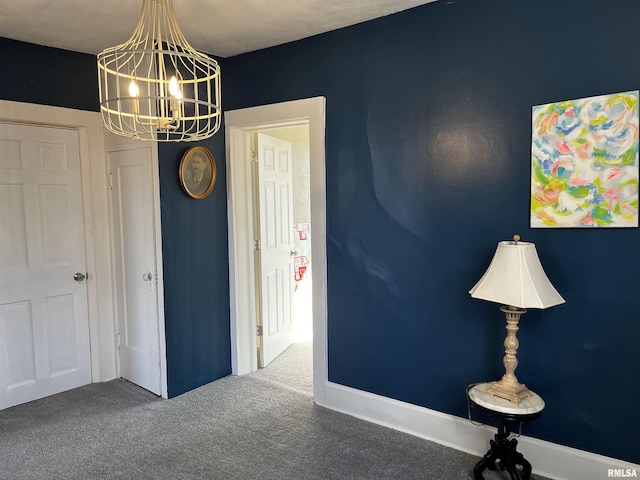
[158, 136, 231, 399]
[0, 37, 98, 111]
[224, 0, 640, 463]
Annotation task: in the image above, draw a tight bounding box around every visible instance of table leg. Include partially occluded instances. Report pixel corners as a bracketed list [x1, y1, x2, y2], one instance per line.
[473, 440, 499, 479]
[472, 421, 533, 480]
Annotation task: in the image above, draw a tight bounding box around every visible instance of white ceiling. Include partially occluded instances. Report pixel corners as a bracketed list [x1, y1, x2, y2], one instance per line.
[0, 0, 436, 58]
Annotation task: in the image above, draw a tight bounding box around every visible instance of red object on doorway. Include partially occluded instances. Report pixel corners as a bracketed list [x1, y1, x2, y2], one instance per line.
[294, 223, 310, 241]
[294, 255, 308, 282]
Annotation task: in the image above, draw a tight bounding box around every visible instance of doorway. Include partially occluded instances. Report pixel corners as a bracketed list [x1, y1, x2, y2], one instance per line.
[225, 97, 328, 407]
[253, 128, 312, 368]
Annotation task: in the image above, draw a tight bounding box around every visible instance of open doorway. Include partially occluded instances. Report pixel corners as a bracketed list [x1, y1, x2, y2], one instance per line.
[253, 127, 312, 369]
[225, 97, 328, 407]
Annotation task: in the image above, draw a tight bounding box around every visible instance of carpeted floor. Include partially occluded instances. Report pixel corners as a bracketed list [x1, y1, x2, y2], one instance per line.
[0, 343, 551, 479]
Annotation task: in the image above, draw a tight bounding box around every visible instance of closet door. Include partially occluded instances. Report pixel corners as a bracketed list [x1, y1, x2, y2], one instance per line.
[0, 122, 91, 409]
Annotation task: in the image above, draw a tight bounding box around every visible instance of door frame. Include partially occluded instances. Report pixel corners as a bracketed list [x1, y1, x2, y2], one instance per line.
[104, 134, 167, 398]
[0, 99, 117, 383]
[225, 97, 328, 406]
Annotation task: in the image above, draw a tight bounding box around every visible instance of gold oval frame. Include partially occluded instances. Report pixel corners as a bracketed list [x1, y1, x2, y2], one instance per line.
[179, 146, 217, 199]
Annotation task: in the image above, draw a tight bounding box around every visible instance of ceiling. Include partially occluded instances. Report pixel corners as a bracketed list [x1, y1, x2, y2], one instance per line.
[0, 0, 437, 58]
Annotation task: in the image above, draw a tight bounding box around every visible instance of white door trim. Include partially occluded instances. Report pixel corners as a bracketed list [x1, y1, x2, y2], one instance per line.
[225, 97, 328, 406]
[0, 99, 117, 383]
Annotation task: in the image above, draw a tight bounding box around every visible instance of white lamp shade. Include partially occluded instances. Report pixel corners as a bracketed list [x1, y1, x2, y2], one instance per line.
[469, 240, 565, 309]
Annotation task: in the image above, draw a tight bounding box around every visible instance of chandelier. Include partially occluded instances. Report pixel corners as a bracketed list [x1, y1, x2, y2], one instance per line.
[97, 0, 221, 142]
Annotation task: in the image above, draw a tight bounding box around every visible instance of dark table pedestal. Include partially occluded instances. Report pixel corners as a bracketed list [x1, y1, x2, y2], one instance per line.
[473, 420, 533, 480]
[467, 383, 544, 480]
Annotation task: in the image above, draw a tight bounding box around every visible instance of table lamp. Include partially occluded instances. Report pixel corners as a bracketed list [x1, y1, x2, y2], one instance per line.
[469, 235, 565, 404]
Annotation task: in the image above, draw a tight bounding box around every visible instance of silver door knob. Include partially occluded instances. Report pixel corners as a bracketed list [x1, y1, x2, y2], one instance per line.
[142, 273, 153, 281]
[74, 272, 86, 282]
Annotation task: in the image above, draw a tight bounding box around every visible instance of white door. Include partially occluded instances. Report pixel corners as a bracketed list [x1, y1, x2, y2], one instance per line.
[110, 148, 161, 395]
[0, 122, 91, 409]
[256, 133, 295, 367]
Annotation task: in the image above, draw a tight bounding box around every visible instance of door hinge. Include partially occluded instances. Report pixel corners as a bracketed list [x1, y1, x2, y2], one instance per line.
[256, 325, 263, 337]
[108, 172, 113, 190]
[116, 333, 121, 349]
[254, 239, 261, 251]
[251, 150, 258, 163]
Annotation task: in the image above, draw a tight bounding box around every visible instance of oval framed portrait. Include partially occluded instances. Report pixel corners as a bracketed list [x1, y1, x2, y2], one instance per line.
[179, 146, 216, 199]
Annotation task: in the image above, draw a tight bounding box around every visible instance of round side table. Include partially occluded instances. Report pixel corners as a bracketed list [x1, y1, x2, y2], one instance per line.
[467, 382, 545, 480]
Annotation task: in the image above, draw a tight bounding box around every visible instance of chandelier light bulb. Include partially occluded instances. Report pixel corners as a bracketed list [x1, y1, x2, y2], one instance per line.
[168, 76, 180, 97]
[128, 81, 139, 98]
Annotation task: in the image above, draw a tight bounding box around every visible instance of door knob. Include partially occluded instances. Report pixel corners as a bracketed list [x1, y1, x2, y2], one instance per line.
[142, 273, 153, 281]
[73, 272, 86, 282]
[290, 250, 298, 257]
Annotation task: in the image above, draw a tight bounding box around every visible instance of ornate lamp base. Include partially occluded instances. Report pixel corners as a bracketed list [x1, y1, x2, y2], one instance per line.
[486, 379, 530, 404]
[488, 305, 530, 405]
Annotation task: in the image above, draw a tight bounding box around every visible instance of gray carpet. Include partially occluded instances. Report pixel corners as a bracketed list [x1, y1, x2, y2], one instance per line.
[0, 343, 551, 479]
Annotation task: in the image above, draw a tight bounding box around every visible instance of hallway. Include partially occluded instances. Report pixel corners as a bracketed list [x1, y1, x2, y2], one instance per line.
[252, 342, 313, 396]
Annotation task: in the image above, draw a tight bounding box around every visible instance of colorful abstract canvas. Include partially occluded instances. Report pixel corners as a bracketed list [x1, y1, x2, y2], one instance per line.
[531, 91, 639, 228]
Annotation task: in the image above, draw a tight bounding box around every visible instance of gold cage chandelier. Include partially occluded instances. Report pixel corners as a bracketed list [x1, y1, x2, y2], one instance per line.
[97, 0, 221, 142]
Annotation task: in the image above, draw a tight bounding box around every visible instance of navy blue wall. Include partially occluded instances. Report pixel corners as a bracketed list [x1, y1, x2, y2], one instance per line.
[224, 0, 640, 463]
[0, 37, 98, 111]
[158, 136, 231, 398]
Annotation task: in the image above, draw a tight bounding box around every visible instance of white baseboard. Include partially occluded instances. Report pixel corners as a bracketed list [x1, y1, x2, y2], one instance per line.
[323, 381, 639, 480]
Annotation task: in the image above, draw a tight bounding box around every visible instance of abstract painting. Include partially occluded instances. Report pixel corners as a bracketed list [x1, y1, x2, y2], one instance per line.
[531, 91, 639, 228]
